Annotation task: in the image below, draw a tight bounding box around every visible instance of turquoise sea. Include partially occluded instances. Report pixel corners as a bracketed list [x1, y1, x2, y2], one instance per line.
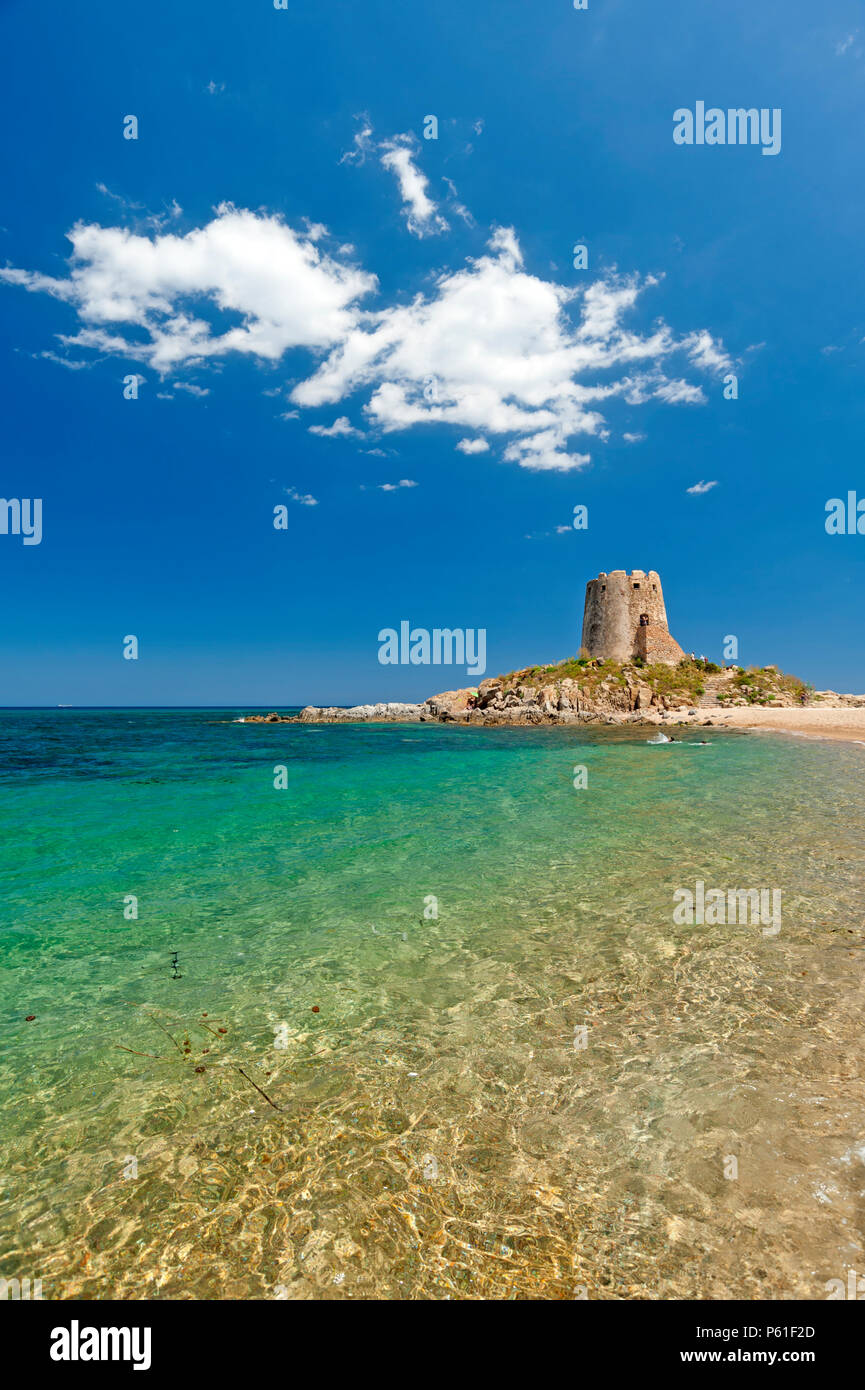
[1, 709, 864, 1299]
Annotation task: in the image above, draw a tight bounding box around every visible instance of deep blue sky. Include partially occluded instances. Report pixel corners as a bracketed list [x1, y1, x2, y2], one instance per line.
[1, 0, 864, 705]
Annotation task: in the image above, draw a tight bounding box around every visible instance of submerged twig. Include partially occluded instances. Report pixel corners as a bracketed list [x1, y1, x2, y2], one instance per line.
[123, 998, 226, 1041]
[237, 1067, 281, 1111]
[121, 1000, 188, 1056]
[140, 1011, 186, 1056]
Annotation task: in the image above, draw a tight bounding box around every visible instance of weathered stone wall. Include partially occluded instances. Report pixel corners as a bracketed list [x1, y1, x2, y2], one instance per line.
[581, 569, 683, 663]
[636, 625, 686, 665]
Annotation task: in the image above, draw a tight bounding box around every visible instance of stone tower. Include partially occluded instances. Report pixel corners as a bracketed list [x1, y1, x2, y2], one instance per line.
[580, 570, 686, 665]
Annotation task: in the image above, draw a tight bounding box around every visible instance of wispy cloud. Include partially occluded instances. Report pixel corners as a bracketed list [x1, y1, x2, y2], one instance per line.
[285, 486, 318, 506]
[342, 118, 450, 238]
[525, 525, 576, 540]
[95, 183, 182, 232]
[308, 415, 362, 438]
[456, 437, 490, 454]
[34, 349, 91, 370]
[655, 379, 705, 404]
[339, 115, 375, 166]
[687, 479, 718, 495]
[442, 177, 474, 227]
[380, 135, 449, 238]
[684, 329, 731, 373]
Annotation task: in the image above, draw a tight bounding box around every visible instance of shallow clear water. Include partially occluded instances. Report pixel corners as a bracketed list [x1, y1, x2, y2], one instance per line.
[1, 710, 864, 1299]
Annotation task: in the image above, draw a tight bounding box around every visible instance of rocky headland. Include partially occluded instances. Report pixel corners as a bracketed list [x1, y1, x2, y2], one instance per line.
[242, 657, 865, 731]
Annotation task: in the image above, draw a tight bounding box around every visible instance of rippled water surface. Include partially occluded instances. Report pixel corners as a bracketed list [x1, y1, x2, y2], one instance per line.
[1, 709, 864, 1299]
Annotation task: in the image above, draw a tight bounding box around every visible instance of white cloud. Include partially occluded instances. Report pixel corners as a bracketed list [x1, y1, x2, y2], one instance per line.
[0, 205, 376, 374]
[1, 199, 733, 474]
[308, 415, 362, 437]
[655, 378, 705, 404]
[504, 433, 591, 473]
[622, 431, 645, 444]
[377, 478, 417, 491]
[684, 329, 732, 374]
[285, 486, 318, 506]
[687, 479, 718, 495]
[173, 381, 209, 397]
[292, 226, 723, 472]
[379, 136, 449, 238]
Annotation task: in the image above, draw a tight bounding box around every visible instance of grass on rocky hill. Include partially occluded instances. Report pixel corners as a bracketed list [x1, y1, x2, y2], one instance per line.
[494, 655, 711, 701]
[497, 657, 628, 695]
[715, 666, 812, 705]
[489, 656, 810, 707]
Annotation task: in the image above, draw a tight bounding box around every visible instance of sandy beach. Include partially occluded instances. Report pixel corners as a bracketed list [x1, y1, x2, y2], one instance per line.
[709, 705, 865, 742]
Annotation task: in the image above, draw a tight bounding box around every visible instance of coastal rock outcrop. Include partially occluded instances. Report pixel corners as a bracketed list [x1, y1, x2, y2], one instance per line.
[242, 658, 822, 729]
[424, 688, 476, 720]
[299, 702, 425, 723]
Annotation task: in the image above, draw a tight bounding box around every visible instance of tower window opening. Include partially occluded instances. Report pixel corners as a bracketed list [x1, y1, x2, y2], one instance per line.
[633, 583, 640, 590]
